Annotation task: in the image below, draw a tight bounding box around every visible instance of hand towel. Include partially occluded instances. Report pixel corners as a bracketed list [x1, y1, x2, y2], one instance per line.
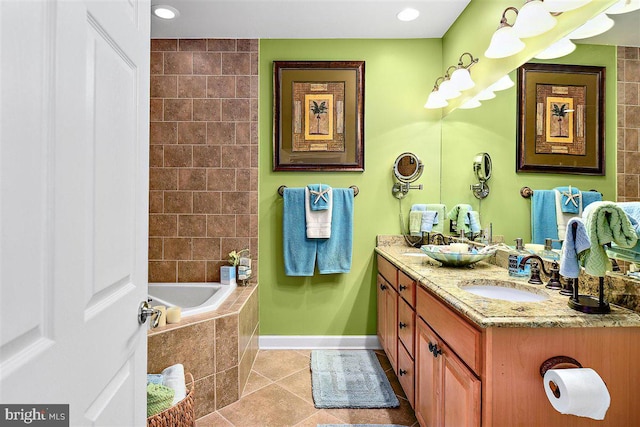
[554, 189, 582, 241]
[424, 204, 447, 233]
[555, 186, 581, 214]
[410, 204, 427, 211]
[582, 190, 603, 209]
[317, 188, 353, 274]
[409, 211, 422, 236]
[147, 383, 175, 417]
[560, 218, 590, 278]
[531, 190, 559, 245]
[307, 184, 331, 211]
[305, 186, 333, 238]
[581, 201, 638, 276]
[283, 188, 316, 276]
[147, 374, 164, 385]
[447, 204, 472, 234]
[607, 202, 640, 262]
[468, 211, 481, 233]
[161, 363, 186, 405]
[421, 211, 438, 233]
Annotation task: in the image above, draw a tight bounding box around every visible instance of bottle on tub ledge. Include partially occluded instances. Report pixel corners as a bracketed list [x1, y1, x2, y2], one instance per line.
[227, 248, 252, 286]
[508, 238, 531, 278]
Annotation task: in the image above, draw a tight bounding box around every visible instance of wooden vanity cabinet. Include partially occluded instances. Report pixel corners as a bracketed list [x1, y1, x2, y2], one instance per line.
[377, 255, 398, 372]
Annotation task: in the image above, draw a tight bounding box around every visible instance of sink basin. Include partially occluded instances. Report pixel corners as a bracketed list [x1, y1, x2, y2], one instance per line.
[458, 279, 549, 303]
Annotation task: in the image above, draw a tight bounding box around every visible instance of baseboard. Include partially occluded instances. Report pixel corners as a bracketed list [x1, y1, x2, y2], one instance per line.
[259, 335, 382, 350]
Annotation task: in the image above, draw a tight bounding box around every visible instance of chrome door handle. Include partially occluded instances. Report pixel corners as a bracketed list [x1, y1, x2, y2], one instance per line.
[139, 301, 160, 328]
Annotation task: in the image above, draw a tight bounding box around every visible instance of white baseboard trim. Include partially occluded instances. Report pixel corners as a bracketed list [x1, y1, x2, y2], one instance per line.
[259, 335, 382, 350]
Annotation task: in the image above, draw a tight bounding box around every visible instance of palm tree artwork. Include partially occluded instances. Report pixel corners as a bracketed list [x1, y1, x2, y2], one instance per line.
[309, 100, 328, 135]
[551, 103, 569, 137]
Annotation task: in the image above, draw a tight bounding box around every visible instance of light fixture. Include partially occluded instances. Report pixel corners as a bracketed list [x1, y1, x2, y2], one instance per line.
[424, 77, 448, 109]
[567, 13, 614, 39]
[397, 8, 420, 21]
[484, 7, 526, 58]
[543, 0, 591, 13]
[487, 74, 515, 92]
[450, 52, 479, 91]
[512, 0, 557, 38]
[605, 0, 640, 14]
[476, 88, 497, 101]
[152, 5, 180, 20]
[535, 37, 576, 59]
[459, 97, 482, 109]
[438, 66, 462, 100]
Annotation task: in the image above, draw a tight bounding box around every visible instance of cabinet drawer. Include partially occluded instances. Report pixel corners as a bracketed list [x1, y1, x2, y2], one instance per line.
[377, 255, 398, 290]
[416, 286, 482, 375]
[397, 343, 415, 408]
[398, 271, 416, 307]
[398, 298, 415, 357]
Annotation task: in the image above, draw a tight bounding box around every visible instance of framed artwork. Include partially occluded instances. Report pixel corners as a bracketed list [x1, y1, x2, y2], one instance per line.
[516, 63, 605, 175]
[273, 61, 365, 172]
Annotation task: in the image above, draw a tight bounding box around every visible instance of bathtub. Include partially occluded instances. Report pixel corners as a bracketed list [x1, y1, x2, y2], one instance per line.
[148, 282, 237, 317]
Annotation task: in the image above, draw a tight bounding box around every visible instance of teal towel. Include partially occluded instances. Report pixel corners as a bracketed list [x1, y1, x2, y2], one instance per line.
[283, 188, 316, 276]
[424, 204, 447, 233]
[308, 184, 331, 211]
[317, 188, 353, 274]
[582, 190, 602, 209]
[421, 211, 437, 232]
[447, 204, 472, 234]
[582, 201, 638, 276]
[532, 190, 559, 245]
[555, 186, 581, 214]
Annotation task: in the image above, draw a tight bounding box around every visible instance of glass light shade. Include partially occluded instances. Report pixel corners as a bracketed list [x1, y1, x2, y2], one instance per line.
[488, 74, 515, 92]
[512, 0, 557, 38]
[484, 26, 525, 58]
[568, 13, 614, 39]
[543, 0, 591, 12]
[606, 0, 640, 14]
[152, 5, 180, 19]
[476, 88, 496, 101]
[424, 90, 448, 109]
[438, 79, 461, 100]
[535, 37, 576, 59]
[450, 68, 475, 91]
[459, 98, 482, 109]
[397, 8, 420, 21]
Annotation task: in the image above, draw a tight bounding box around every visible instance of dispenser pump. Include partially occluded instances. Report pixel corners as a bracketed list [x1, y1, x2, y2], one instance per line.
[514, 238, 524, 251]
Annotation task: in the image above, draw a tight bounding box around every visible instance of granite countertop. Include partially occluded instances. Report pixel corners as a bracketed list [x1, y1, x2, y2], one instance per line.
[375, 244, 640, 329]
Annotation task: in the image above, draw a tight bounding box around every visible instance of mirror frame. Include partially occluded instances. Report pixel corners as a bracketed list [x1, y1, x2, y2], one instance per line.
[393, 152, 424, 183]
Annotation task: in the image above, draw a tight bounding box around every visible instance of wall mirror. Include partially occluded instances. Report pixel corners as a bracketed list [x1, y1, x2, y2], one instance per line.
[392, 152, 424, 199]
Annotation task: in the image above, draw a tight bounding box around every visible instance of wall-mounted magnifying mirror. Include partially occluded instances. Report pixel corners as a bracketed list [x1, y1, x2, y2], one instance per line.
[471, 152, 491, 199]
[392, 152, 424, 199]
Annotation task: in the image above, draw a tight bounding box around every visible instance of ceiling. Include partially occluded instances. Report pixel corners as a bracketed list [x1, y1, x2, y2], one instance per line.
[150, 0, 639, 46]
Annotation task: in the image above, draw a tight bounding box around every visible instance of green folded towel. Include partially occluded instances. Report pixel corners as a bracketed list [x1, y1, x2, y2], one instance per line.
[582, 201, 638, 276]
[147, 383, 175, 417]
[447, 204, 472, 234]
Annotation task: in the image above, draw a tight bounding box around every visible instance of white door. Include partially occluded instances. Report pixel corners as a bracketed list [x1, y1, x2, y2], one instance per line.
[0, 0, 150, 425]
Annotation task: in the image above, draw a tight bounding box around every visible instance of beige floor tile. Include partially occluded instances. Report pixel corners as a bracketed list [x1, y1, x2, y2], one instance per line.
[195, 411, 234, 427]
[291, 410, 344, 427]
[242, 370, 272, 397]
[217, 383, 317, 427]
[326, 396, 418, 426]
[252, 350, 310, 382]
[276, 367, 313, 404]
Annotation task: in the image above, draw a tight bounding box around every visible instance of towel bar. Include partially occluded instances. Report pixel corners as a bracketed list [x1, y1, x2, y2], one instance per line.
[277, 185, 359, 197]
[520, 186, 601, 199]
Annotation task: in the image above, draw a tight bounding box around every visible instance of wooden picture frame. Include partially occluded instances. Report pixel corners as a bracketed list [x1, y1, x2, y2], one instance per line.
[273, 61, 365, 172]
[516, 63, 605, 175]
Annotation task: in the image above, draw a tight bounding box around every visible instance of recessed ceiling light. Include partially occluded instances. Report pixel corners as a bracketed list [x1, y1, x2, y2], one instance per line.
[397, 8, 420, 22]
[152, 5, 179, 20]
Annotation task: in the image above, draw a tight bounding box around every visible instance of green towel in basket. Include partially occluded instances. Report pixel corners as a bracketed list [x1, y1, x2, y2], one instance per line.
[147, 383, 175, 417]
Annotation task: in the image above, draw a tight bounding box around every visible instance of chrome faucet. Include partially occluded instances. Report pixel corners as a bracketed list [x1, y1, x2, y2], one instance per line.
[518, 255, 562, 289]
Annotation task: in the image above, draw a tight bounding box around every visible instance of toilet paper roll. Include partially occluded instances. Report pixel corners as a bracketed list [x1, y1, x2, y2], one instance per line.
[543, 368, 610, 420]
[166, 306, 181, 324]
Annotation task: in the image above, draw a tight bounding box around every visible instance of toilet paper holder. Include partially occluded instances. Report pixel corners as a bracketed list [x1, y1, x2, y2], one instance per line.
[540, 356, 583, 398]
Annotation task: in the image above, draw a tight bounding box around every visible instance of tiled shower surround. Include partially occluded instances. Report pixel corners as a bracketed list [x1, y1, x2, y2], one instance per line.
[149, 38, 258, 283]
[617, 46, 640, 203]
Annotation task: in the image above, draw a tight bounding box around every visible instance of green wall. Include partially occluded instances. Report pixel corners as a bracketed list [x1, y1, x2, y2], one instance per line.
[440, 44, 617, 245]
[258, 39, 443, 335]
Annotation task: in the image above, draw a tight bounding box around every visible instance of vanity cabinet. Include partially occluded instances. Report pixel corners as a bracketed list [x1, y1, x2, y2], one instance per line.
[415, 286, 481, 427]
[377, 255, 398, 372]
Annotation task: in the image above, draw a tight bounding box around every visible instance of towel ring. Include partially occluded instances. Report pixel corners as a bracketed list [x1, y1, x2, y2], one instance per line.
[277, 185, 359, 197]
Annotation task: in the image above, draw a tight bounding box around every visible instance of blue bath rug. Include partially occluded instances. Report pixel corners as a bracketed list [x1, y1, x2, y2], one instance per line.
[310, 350, 400, 409]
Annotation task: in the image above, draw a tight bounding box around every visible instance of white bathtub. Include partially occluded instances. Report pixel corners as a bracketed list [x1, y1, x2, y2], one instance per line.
[148, 282, 237, 317]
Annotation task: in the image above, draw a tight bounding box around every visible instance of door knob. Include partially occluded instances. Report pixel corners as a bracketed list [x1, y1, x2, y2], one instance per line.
[139, 301, 160, 328]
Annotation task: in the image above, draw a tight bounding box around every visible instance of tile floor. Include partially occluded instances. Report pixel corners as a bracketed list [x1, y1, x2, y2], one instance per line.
[196, 349, 418, 427]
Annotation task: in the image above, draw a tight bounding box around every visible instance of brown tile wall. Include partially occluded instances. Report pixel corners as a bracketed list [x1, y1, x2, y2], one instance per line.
[149, 39, 258, 283]
[617, 46, 640, 202]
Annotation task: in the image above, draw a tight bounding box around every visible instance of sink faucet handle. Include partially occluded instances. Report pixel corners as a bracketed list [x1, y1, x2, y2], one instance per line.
[545, 261, 562, 290]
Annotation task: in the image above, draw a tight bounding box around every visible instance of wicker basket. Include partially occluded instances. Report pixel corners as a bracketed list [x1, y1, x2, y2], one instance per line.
[147, 372, 195, 427]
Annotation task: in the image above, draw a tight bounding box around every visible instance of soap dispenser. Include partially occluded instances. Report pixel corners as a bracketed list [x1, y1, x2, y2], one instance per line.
[508, 238, 531, 278]
[540, 238, 560, 260]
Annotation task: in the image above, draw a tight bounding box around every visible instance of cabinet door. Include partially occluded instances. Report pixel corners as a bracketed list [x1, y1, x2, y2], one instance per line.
[377, 273, 387, 350]
[441, 341, 481, 427]
[398, 297, 415, 357]
[415, 318, 440, 427]
[385, 283, 398, 372]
